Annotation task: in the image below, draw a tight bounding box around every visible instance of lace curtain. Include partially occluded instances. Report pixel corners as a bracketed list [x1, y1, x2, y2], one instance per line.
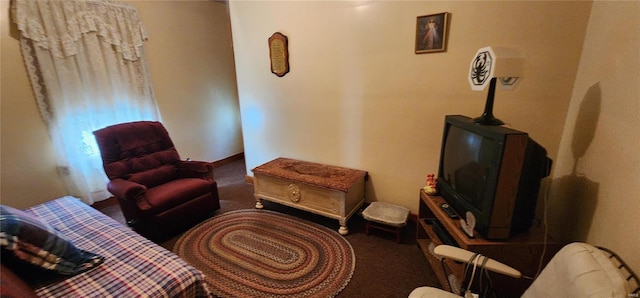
[12, 0, 161, 204]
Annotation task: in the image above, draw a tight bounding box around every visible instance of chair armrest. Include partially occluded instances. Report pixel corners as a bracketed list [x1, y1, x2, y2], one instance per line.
[434, 245, 522, 278]
[107, 178, 147, 200]
[176, 160, 215, 180]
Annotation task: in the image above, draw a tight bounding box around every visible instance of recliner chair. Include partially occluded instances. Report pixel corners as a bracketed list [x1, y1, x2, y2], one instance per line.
[93, 121, 220, 241]
[409, 242, 639, 298]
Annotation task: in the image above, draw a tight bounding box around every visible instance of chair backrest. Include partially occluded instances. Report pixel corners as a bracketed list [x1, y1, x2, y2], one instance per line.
[94, 121, 180, 186]
[522, 242, 633, 298]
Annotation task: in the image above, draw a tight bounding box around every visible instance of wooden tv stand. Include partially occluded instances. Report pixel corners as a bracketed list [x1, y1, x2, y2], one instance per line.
[416, 189, 559, 297]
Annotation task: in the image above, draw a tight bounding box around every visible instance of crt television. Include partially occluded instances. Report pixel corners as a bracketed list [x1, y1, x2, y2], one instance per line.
[436, 115, 552, 240]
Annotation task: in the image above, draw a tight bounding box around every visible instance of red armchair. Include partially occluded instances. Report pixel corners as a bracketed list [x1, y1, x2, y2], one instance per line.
[93, 121, 220, 241]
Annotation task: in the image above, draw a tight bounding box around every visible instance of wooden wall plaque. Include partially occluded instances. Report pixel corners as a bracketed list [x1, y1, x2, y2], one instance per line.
[268, 32, 289, 77]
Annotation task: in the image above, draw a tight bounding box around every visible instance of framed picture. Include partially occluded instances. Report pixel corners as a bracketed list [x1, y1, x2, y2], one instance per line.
[269, 32, 290, 77]
[415, 12, 449, 54]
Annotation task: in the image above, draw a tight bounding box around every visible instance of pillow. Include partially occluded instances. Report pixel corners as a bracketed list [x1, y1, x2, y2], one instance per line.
[128, 165, 177, 187]
[0, 205, 103, 275]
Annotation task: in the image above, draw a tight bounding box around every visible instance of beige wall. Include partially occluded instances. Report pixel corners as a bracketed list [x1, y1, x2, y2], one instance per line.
[0, 0, 242, 208]
[1, 0, 66, 208]
[230, 1, 590, 210]
[231, 0, 639, 274]
[129, 1, 243, 162]
[548, 0, 639, 274]
[2, 0, 637, 275]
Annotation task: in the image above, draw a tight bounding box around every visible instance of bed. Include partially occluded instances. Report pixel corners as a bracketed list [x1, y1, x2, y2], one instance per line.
[1, 196, 210, 297]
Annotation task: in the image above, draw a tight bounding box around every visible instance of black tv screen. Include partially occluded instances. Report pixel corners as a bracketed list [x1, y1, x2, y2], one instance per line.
[441, 125, 498, 213]
[436, 115, 552, 239]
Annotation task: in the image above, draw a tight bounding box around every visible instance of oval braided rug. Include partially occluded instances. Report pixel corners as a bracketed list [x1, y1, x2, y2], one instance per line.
[174, 209, 355, 298]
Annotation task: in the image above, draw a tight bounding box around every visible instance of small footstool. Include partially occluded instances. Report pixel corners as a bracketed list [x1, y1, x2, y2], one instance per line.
[361, 202, 410, 243]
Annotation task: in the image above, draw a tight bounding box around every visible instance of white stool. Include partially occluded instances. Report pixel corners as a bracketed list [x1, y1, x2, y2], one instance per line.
[361, 202, 410, 243]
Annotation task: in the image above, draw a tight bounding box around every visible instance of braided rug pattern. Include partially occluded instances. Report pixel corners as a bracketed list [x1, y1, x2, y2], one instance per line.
[174, 209, 355, 297]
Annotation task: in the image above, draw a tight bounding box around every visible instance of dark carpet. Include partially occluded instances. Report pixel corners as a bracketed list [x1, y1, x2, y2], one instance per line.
[97, 158, 439, 297]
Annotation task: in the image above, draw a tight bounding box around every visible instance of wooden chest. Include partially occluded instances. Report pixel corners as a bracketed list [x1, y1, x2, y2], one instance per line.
[252, 158, 367, 235]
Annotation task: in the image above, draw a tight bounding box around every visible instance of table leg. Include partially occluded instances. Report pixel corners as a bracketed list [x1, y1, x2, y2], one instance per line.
[255, 197, 264, 209]
[338, 219, 349, 235]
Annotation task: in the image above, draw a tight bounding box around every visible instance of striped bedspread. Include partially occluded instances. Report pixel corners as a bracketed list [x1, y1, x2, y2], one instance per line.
[24, 196, 210, 297]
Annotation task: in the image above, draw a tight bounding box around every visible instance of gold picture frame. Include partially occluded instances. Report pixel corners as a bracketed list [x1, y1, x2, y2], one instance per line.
[415, 12, 449, 54]
[269, 32, 290, 77]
